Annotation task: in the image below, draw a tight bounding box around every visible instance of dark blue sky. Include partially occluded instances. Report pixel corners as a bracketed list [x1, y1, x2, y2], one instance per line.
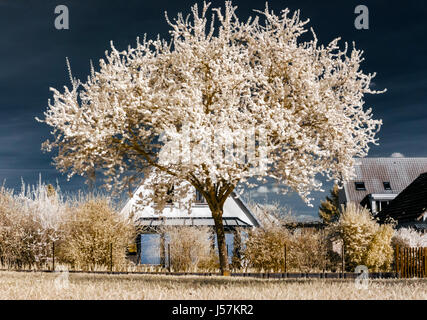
[0, 0, 426, 218]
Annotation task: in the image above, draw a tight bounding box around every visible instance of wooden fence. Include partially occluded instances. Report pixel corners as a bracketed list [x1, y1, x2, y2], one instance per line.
[395, 246, 427, 278]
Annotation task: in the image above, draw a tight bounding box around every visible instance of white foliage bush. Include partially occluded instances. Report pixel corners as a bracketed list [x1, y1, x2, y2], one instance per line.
[0, 180, 66, 268]
[0, 179, 135, 270]
[392, 228, 427, 248]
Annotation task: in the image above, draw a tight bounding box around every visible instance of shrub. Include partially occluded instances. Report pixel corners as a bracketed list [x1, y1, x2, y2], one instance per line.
[288, 229, 328, 272]
[243, 224, 288, 272]
[58, 196, 135, 270]
[0, 180, 137, 271]
[331, 203, 394, 272]
[392, 228, 427, 248]
[243, 204, 329, 272]
[0, 181, 65, 268]
[160, 226, 216, 272]
[365, 224, 395, 271]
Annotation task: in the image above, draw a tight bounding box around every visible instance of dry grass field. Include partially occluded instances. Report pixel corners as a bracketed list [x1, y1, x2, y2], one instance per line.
[0, 271, 426, 300]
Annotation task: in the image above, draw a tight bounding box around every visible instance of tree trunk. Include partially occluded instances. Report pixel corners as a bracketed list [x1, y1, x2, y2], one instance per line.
[212, 208, 230, 276]
[160, 232, 166, 268]
[232, 228, 242, 269]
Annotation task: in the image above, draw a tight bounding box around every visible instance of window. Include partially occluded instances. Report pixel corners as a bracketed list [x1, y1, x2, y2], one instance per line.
[375, 200, 390, 213]
[166, 186, 174, 204]
[195, 190, 207, 204]
[140, 234, 161, 265]
[383, 182, 392, 190]
[355, 182, 366, 190]
[212, 232, 234, 264]
[154, 185, 174, 204]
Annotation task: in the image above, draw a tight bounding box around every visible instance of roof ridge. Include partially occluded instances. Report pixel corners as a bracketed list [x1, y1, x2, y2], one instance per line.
[355, 157, 427, 159]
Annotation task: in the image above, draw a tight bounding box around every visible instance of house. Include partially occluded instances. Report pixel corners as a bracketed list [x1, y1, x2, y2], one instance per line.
[376, 172, 427, 231]
[338, 157, 427, 215]
[121, 183, 259, 265]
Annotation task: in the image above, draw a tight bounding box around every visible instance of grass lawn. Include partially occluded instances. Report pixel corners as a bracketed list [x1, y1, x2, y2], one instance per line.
[0, 271, 425, 300]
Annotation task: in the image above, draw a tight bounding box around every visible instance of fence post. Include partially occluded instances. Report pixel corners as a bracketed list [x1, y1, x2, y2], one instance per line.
[109, 243, 113, 273]
[399, 248, 405, 278]
[414, 248, 418, 277]
[395, 245, 401, 278]
[394, 245, 399, 277]
[413, 247, 416, 277]
[341, 243, 345, 278]
[415, 248, 417, 278]
[424, 248, 427, 278]
[402, 248, 404, 278]
[284, 244, 287, 274]
[404, 248, 409, 278]
[321, 230, 325, 275]
[416, 248, 419, 278]
[407, 248, 409, 278]
[168, 243, 171, 273]
[160, 232, 166, 268]
[415, 248, 418, 278]
[415, 247, 418, 277]
[226, 244, 229, 267]
[52, 241, 55, 272]
[416, 247, 419, 278]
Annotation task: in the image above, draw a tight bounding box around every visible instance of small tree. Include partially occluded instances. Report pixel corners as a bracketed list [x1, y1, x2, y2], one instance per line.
[319, 184, 340, 223]
[365, 224, 394, 272]
[38, 2, 383, 274]
[331, 203, 394, 271]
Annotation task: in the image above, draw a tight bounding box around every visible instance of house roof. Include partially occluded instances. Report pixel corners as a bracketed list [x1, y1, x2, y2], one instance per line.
[343, 157, 427, 205]
[377, 172, 427, 223]
[121, 184, 260, 228]
[137, 216, 253, 227]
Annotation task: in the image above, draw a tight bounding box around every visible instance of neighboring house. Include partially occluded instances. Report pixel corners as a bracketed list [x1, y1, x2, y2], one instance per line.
[338, 157, 427, 215]
[377, 172, 427, 232]
[121, 183, 259, 265]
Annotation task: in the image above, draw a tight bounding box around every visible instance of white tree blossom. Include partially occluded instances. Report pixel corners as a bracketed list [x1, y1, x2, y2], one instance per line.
[37, 2, 384, 274]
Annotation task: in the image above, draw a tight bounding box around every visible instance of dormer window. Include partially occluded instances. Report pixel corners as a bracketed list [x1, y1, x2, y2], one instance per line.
[383, 182, 392, 190]
[355, 182, 366, 191]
